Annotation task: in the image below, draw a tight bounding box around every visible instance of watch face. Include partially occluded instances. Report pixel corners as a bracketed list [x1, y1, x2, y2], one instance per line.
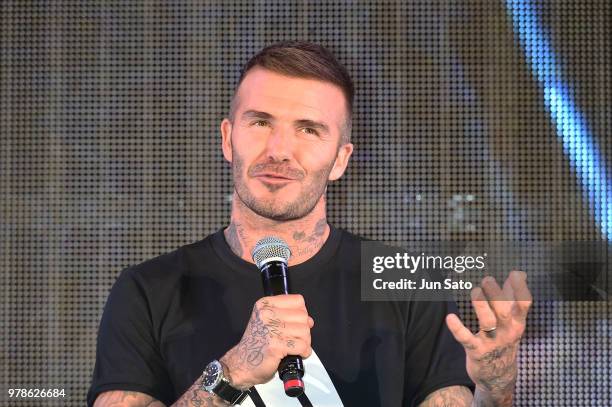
[202, 360, 222, 390]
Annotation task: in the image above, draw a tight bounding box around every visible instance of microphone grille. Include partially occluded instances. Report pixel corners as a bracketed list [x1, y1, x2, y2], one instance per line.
[251, 236, 291, 268]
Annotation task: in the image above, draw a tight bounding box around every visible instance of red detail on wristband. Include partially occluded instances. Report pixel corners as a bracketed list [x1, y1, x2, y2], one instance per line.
[283, 379, 304, 391]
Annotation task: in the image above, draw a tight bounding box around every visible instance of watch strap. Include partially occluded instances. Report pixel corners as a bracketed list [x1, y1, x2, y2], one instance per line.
[213, 378, 249, 405]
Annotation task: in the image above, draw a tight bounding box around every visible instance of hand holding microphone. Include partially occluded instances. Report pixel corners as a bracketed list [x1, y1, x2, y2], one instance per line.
[219, 237, 313, 397]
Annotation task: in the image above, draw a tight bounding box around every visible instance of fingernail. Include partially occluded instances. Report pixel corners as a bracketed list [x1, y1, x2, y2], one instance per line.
[483, 276, 495, 285]
[513, 270, 526, 281]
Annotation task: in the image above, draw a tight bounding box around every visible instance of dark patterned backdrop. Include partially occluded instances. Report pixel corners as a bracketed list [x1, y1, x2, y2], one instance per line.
[1, 1, 610, 405]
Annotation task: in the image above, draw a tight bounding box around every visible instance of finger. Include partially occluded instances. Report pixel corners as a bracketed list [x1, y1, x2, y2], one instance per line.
[280, 322, 312, 341]
[302, 345, 313, 359]
[502, 275, 515, 302]
[445, 314, 479, 351]
[283, 337, 312, 359]
[272, 308, 310, 324]
[481, 276, 513, 325]
[508, 270, 532, 321]
[259, 294, 305, 309]
[471, 287, 497, 332]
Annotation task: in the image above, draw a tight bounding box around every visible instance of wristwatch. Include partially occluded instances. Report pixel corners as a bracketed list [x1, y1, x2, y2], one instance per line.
[200, 359, 249, 405]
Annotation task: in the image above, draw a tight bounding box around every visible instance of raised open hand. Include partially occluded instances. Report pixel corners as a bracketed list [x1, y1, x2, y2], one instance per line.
[446, 270, 532, 405]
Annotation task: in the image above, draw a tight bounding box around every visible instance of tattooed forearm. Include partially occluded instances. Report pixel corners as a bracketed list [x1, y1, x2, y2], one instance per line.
[170, 377, 230, 407]
[474, 345, 517, 401]
[470, 383, 514, 407]
[94, 386, 234, 407]
[471, 388, 508, 407]
[441, 341, 520, 407]
[419, 385, 473, 407]
[469, 344, 518, 407]
[171, 302, 279, 407]
[94, 390, 166, 406]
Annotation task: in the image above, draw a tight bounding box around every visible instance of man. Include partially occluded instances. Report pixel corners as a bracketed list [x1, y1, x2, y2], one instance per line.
[88, 41, 531, 406]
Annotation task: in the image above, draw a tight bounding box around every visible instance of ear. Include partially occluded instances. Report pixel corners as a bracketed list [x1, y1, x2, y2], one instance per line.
[328, 142, 354, 181]
[221, 118, 233, 163]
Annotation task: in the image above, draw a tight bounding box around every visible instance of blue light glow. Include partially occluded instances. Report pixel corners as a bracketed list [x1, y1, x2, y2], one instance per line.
[506, 0, 611, 240]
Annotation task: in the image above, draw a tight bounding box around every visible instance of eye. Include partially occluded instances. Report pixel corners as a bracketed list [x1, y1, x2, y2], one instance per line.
[252, 120, 269, 127]
[301, 127, 319, 136]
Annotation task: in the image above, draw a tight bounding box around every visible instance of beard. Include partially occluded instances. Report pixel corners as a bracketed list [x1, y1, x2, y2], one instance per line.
[231, 150, 335, 221]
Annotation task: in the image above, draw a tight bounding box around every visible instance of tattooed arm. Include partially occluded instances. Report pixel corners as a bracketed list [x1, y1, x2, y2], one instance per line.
[93, 359, 239, 407]
[93, 390, 166, 406]
[170, 366, 236, 407]
[93, 384, 231, 407]
[419, 342, 518, 406]
[418, 383, 514, 407]
[418, 386, 473, 406]
[417, 337, 519, 407]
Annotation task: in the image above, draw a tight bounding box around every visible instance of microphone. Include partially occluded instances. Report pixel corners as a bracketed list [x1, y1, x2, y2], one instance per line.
[251, 237, 305, 398]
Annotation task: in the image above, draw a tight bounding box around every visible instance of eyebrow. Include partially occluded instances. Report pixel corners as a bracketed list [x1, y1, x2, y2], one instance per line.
[241, 110, 330, 134]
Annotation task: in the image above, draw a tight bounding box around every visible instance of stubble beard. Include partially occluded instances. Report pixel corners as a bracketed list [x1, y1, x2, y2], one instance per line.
[231, 151, 334, 221]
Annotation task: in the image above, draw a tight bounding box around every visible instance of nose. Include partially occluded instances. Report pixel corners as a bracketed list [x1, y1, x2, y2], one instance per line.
[264, 125, 294, 162]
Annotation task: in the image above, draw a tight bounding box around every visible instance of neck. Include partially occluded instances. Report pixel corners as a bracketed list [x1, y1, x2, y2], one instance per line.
[224, 192, 330, 266]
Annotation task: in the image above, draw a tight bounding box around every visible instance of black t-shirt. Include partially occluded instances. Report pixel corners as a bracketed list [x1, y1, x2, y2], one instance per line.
[87, 225, 473, 406]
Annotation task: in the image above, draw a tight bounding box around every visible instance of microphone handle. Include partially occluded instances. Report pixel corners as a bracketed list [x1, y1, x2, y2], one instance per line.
[260, 261, 305, 397]
[260, 261, 291, 296]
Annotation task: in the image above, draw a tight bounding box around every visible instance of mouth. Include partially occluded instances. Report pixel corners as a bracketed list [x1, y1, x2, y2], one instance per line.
[254, 174, 296, 184]
[255, 172, 295, 184]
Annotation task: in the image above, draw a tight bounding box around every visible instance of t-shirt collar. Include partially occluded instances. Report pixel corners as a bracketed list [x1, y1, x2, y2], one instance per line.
[210, 223, 342, 280]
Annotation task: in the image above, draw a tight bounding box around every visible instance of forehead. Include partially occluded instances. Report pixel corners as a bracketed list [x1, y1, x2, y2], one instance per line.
[234, 67, 347, 128]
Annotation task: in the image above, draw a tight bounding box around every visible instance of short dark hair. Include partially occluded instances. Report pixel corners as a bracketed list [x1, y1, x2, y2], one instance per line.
[229, 40, 354, 144]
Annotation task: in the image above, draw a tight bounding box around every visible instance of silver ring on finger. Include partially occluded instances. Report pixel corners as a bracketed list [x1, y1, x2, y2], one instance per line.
[480, 326, 497, 339]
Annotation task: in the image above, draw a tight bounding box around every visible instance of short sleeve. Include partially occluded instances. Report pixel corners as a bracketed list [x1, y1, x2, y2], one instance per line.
[403, 300, 475, 407]
[87, 269, 173, 406]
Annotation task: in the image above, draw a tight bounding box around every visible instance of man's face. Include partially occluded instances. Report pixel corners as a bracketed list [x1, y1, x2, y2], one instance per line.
[221, 67, 353, 221]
